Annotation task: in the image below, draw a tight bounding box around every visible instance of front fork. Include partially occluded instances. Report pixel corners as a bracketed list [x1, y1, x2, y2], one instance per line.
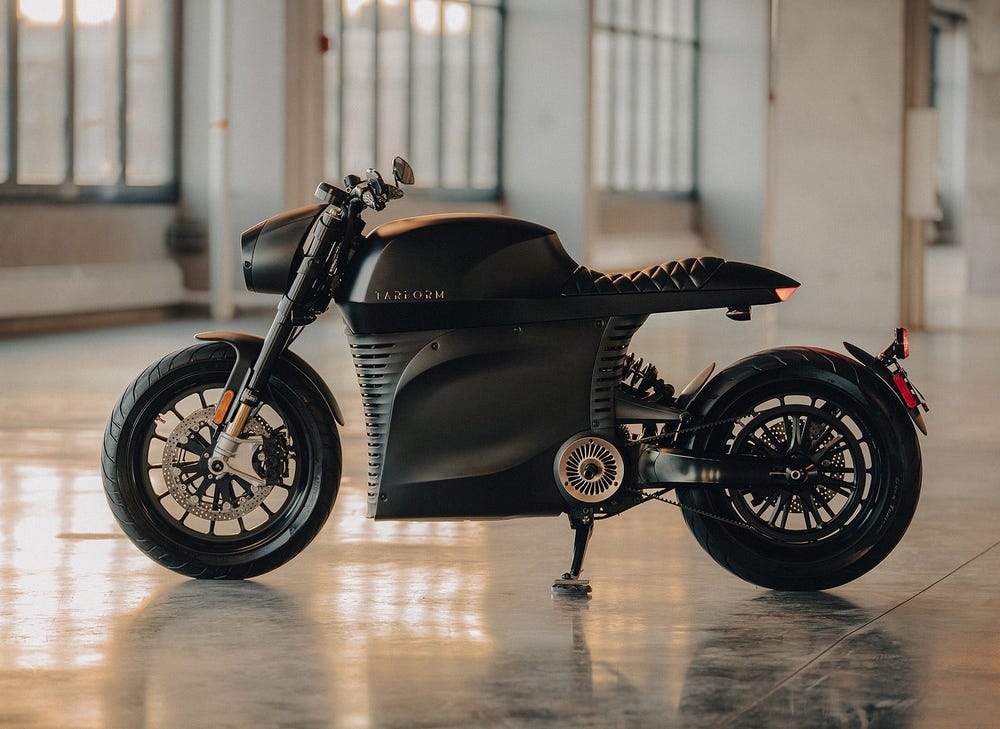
[207, 200, 359, 474]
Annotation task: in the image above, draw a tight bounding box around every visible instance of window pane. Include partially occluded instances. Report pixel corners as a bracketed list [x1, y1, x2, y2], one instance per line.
[591, 28, 611, 189]
[656, 0, 675, 37]
[376, 1, 407, 167]
[677, 0, 695, 40]
[0, 0, 9, 182]
[594, 0, 694, 195]
[323, 0, 341, 178]
[441, 1, 470, 187]
[675, 41, 694, 190]
[470, 6, 498, 189]
[126, 0, 171, 185]
[410, 0, 440, 187]
[342, 0, 375, 173]
[633, 34, 653, 190]
[654, 39, 674, 190]
[611, 31, 631, 189]
[74, 0, 120, 184]
[324, 0, 500, 193]
[17, 0, 67, 184]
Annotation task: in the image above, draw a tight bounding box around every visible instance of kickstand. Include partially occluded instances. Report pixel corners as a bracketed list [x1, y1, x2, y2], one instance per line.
[553, 514, 594, 597]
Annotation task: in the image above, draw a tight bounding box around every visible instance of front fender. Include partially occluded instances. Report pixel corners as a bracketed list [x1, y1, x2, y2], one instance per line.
[194, 331, 345, 426]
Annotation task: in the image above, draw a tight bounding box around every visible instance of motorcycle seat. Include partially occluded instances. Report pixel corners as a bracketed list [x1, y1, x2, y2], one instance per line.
[561, 256, 725, 296]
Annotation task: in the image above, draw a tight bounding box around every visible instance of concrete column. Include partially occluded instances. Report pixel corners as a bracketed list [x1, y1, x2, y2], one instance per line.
[207, 0, 235, 321]
[965, 0, 1000, 295]
[502, 0, 592, 262]
[697, 0, 769, 263]
[767, 0, 905, 329]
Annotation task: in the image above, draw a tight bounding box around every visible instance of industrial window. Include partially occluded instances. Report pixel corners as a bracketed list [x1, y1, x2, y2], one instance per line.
[323, 0, 503, 197]
[592, 0, 697, 195]
[0, 0, 178, 202]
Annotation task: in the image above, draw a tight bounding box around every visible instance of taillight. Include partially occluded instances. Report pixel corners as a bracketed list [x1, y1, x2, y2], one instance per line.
[896, 327, 910, 359]
[775, 286, 798, 302]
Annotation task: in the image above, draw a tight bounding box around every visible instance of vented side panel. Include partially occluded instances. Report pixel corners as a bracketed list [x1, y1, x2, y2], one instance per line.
[591, 315, 647, 430]
[348, 331, 440, 517]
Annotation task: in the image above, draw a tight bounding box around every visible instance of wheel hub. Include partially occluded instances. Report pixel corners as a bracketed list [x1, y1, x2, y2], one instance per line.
[161, 406, 274, 520]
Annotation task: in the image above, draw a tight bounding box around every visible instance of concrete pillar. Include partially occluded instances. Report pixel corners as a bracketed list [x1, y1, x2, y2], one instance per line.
[965, 0, 1000, 295]
[697, 0, 769, 263]
[767, 0, 905, 329]
[502, 0, 592, 262]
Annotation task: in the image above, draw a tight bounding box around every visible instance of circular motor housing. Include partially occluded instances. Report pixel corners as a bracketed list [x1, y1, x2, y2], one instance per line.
[554, 434, 626, 506]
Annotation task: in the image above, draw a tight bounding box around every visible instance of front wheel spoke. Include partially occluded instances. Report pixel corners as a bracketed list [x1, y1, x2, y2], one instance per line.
[197, 390, 209, 409]
[237, 517, 247, 533]
[231, 474, 256, 496]
[175, 460, 201, 474]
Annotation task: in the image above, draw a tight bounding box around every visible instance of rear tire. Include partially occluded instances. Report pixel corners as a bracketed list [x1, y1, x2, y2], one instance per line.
[677, 348, 921, 591]
[102, 343, 341, 579]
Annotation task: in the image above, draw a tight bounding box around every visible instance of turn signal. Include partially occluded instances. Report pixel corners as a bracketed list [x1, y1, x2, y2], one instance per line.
[774, 286, 798, 302]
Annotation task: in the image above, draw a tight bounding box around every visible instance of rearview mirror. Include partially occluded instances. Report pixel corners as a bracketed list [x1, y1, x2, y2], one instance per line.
[393, 157, 415, 186]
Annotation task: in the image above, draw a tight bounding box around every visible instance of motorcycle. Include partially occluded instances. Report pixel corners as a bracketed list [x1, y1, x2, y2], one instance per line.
[102, 157, 928, 594]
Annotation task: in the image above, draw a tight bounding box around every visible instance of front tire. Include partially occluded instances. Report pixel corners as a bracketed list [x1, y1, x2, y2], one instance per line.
[677, 348, 921, 591]
[102, 343, 341, 579]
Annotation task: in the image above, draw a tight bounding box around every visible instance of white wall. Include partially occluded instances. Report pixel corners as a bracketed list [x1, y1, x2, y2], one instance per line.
[768, 0, 905, 329]
[697, 0, 769, 263]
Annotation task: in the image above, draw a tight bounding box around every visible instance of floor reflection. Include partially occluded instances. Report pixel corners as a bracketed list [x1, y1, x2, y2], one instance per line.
[679, 592, 915, 728]
[104, 582, 332, 729]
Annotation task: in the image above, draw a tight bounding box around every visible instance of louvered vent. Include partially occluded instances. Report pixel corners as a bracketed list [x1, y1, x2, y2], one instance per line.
[348, 332, 431, 517]
[590, 315, 647, 430]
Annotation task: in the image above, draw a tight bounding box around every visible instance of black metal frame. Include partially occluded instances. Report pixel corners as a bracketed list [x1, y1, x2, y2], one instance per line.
[326, 0, 504, 199]
[592, 0, 699, 198]
[0, 0, 180, 204]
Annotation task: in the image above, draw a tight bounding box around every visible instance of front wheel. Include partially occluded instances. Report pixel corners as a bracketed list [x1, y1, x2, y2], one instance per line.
[677, 348, 921, 591]
[102, 342, 341, 579]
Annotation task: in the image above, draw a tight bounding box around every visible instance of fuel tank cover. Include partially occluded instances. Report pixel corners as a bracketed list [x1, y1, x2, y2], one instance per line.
[341, 214, 580, 303]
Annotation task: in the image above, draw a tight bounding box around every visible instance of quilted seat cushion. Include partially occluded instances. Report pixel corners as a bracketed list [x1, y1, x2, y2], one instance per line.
[561, 256, 725, 296]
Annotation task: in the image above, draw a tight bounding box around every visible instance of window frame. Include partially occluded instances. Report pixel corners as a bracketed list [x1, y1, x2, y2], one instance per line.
[591, 0, 700, 200]
[0, 0, 181, 204]
[324, 0, 505, 201]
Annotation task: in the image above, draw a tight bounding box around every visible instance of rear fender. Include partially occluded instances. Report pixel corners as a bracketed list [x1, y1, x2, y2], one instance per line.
[195, 331, 345, 426]
[842, 341, 927, 435]
[684, 346, 920, 441]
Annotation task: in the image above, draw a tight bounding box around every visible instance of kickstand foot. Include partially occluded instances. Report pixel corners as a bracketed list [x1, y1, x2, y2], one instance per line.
[552, 576, 592, 597]
[553, 513, 594, 597]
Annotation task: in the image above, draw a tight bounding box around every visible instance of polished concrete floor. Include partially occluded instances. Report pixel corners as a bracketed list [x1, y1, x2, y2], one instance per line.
[0, 309, 997, 728]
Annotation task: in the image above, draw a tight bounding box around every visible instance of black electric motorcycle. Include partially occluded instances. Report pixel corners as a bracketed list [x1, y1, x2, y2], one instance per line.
[102, 158, 928, 593]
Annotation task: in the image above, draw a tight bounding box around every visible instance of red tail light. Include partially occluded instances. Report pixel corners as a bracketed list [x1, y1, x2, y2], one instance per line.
[896, 328, 909, 359]
[774, 286, 798, 302]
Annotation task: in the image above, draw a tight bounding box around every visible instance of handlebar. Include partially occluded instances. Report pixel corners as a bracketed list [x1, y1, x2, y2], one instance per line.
[315, 159, 412, 213]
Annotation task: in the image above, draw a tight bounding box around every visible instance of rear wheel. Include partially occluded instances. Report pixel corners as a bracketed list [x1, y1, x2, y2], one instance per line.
[678, 349, 920, 590]
[102, 343, 341, 579]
